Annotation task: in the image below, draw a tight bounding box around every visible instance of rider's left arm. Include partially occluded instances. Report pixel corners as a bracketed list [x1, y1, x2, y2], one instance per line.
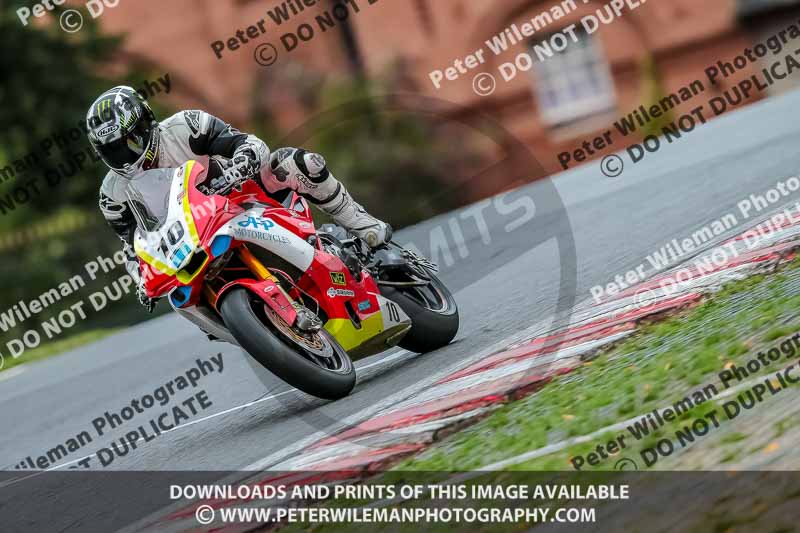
[183, 110, 269, 174]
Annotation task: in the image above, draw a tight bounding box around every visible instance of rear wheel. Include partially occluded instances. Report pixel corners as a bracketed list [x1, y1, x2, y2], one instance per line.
[219, 287, 355, 400]
[380, 273, 459, 353]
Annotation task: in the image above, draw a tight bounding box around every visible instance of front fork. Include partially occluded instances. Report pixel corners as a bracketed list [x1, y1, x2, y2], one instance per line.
[203, 245, 284, 309]
[207, 245, 320, 331]
[239, 245, 282, 284]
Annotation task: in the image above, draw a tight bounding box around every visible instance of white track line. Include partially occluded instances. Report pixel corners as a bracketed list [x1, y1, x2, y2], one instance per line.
[120, 206, 800, 531]
[117, 302, 567, 532]
[119, 317, 565, 533]
[359, 364, 800, 513]
[388, 331, 633, 412]
[0, 366, 26, 382]
[125, 204, 800, 530]
[242, 315, 570, 471]
[0, 350, 415, 487]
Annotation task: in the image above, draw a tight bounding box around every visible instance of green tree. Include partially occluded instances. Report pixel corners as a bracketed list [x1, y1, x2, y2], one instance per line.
[260, 76, 474, 229]
[0, 5, 169, 341]
[0, 2, 122, 222]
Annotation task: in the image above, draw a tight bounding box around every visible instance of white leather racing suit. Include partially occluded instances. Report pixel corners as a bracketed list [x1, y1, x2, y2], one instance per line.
[99, 110, 390, 283]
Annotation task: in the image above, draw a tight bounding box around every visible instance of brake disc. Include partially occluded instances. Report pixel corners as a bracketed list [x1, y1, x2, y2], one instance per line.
[263, 305, 332, 358]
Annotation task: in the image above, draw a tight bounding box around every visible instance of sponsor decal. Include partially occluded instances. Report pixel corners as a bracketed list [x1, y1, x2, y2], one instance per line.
[238, 216, 275, 231]
[327, 287, 355, 298]
[296, 174, 319, 190]
[357, 299, 372, 312]
[97, 124, 120, 137]
[330, 272, 346, 286]
[233, 228, 290, 244]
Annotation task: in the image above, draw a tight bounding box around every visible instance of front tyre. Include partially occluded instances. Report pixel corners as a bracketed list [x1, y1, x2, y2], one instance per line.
[220, 287, 356, 400]
[380, 273, 459, 353]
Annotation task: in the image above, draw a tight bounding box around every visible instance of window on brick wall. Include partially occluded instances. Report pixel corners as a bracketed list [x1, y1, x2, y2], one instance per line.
[530, 28, 616, 127]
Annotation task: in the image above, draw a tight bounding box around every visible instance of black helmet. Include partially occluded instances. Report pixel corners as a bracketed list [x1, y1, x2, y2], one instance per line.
[86, 86, 160, 178]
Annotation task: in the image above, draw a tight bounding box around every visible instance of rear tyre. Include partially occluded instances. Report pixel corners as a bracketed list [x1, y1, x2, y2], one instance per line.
[380, 273, 459, 353]
[220, 287, 355, 400]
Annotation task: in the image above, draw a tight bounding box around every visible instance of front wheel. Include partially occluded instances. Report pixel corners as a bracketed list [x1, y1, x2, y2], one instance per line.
[219, 287, 356, 400]
[380, 273, 459, 353]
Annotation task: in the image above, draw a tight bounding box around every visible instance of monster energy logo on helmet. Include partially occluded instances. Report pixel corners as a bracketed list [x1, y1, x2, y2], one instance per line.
[86, 86, 160, 178]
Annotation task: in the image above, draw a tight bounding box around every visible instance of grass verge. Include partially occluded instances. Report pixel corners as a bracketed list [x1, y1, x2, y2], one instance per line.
[280, 262, 800, 532]
[393, 261, 800, 471]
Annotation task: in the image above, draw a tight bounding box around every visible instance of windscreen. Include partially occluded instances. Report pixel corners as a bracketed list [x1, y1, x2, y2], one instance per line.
[124, 167, 176, 233]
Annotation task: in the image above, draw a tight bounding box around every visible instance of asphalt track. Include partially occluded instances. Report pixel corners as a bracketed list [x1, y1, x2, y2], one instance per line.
[3, 89, 800, 474]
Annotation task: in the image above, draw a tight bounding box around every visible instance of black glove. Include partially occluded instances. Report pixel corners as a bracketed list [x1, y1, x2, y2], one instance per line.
[205, 149, 260, 195]
[232, 145, 261, 176]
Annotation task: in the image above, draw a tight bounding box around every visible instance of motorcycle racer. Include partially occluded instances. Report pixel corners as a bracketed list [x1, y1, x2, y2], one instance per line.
[86, 86, 392, 311]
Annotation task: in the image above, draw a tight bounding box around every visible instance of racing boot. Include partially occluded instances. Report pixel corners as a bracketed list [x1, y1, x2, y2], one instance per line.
[317, 188, 392, 248]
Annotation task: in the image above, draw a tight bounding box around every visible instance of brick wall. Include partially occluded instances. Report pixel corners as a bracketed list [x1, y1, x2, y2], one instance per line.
[79, 0, 791, 185]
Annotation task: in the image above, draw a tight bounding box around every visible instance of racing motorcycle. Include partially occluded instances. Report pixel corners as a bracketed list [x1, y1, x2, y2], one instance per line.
[126, 160, 458, 400]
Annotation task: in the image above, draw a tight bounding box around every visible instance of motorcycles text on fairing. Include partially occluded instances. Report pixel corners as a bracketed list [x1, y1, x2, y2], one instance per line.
[126, 160, 459, 399]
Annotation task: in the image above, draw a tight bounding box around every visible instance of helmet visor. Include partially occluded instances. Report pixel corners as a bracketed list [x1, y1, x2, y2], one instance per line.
[94, 120, 153, 170]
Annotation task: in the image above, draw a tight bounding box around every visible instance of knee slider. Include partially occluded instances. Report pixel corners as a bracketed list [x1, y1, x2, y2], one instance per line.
[300, 151, 327, 178]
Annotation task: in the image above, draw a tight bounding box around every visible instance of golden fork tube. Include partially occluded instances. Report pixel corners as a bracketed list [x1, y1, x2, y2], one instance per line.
[238, 246, 279, 282]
